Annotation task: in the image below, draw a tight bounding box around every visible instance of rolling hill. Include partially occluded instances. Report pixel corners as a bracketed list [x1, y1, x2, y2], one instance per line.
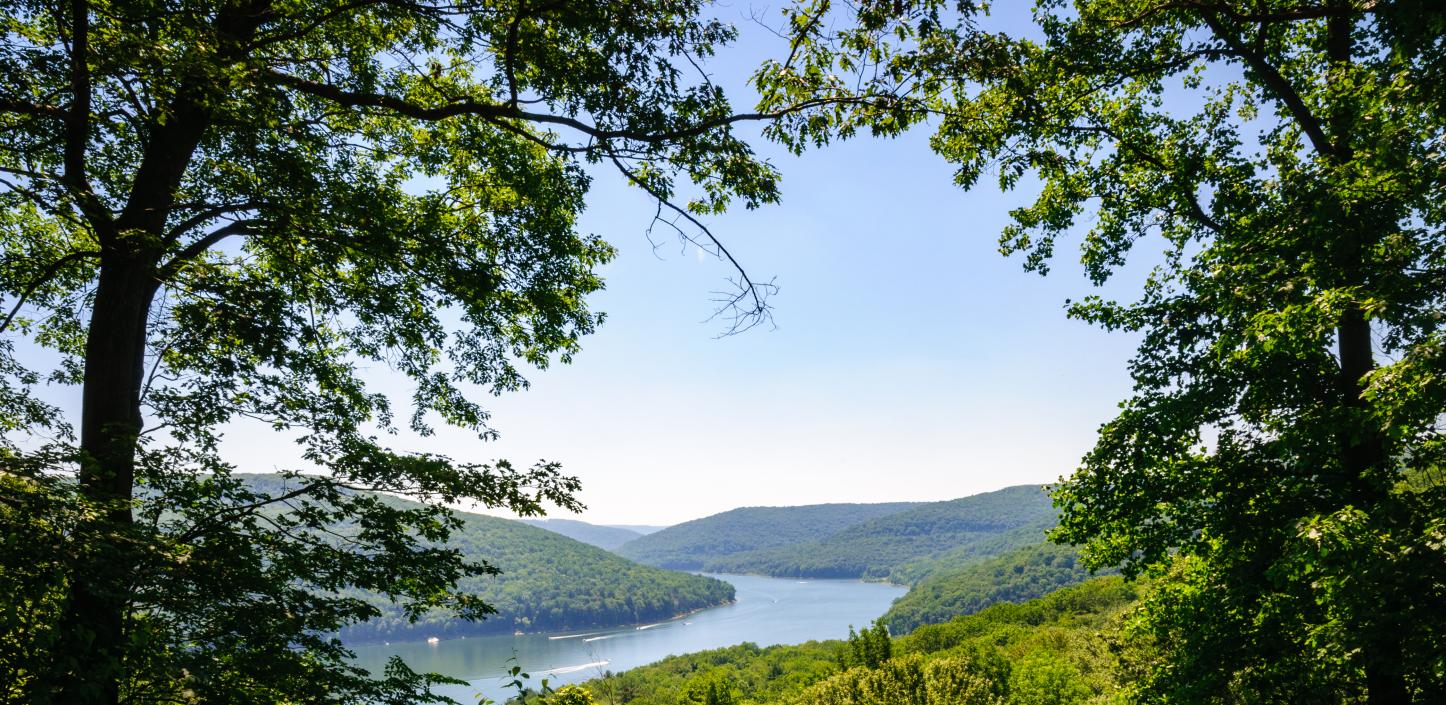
[520, 518, 645, 549]
[232, 476, 733, 643]
[695, 485, 1059, 582]
[883, 542, 1109, 633]
[613, 501, 925, 570]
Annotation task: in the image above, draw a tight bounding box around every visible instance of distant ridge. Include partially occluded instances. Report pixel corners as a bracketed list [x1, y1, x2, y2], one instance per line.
[520, 518, 644, 550]
[614, 502, 925, 570]
[704, 485, 1056, 582]
[606, 524, 668, 536]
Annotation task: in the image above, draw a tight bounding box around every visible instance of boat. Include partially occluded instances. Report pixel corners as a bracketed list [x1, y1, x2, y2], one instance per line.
[426, 636, 440, 644]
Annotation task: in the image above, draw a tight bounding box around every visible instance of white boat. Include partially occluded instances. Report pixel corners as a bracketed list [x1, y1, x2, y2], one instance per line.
[426, 636, 440, 644]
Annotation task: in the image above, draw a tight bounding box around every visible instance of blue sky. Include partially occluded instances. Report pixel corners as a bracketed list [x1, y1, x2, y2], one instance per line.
[218, 4, 1151, 524]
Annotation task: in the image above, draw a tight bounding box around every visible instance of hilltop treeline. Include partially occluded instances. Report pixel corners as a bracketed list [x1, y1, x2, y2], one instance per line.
[623, 486, 1056, 583]
[615, 502, 923, 570]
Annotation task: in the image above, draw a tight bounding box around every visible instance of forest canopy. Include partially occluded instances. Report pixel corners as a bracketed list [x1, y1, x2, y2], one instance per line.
[0, 1, 896, 703]
[759, 0, 1446, 701]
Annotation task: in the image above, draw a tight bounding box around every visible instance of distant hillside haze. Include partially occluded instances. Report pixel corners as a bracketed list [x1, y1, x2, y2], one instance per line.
[614, 502, 925, 569]
[704, 485, 1057, 581]
[606, 524, 668, 535]
[520, 518, 645, 549]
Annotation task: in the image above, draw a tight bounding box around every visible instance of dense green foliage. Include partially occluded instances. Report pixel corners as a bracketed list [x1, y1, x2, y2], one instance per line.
[565, 642, 843, 705]
[333, 491, 734, 642]
[789, 577, 1143, 705]
[0, 0, 856, 701]
[705, 486, 1056, 581]
[559, 576, 1144, 705]
[615, 502, 922, 570]
[756, 1, 1446, 701]
[885, 544, 1108, 635]
[840, 620, 893, 671]
[521, 519, 645, 551]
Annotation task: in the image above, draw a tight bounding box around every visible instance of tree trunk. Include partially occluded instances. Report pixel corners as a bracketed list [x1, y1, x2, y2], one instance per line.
[52, 259, 157, 705]
[1323, 7, 1409, 703]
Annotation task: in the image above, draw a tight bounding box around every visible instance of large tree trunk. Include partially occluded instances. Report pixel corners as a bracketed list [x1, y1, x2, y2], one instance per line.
[1324, 7, 1408, 702]
[53, 259, 157, 705]
[1337, 310, 1407, 705]
[46, 4, 267, 696]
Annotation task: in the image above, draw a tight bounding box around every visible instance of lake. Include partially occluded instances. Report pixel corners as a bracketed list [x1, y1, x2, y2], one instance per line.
[350, 573, 907, 703]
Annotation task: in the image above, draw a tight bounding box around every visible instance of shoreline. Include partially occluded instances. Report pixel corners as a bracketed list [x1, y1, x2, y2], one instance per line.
[347, 595, 738, 647]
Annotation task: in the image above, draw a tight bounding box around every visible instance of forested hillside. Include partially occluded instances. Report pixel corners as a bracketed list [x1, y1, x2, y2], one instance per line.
[220, 477, 735, 643]
[704, 486, 1057, 581]
[521, 518, 644, 550]
[549, 576, 1145, 705]
[884, 543, 1108, 634]
[615, 502, 923, 569]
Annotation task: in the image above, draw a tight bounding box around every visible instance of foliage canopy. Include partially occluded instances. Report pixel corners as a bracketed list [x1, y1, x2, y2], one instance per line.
[0, 1, 871, 703]
[759, 0, 1446, 702]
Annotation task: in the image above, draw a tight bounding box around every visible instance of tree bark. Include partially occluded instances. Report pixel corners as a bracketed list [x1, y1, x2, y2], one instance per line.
[46, 2, 273, 698]
[54, 259, 157, 705]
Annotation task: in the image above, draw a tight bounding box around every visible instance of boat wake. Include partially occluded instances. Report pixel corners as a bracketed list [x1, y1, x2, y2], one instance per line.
[635, 623, 666, 631]
[539, 660, 611, 676]
[581, 635, 612, 643]
[547, 633, 600, 641]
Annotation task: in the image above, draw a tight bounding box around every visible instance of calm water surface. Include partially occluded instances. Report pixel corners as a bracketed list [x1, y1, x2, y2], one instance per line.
[350, 574, 906, 703]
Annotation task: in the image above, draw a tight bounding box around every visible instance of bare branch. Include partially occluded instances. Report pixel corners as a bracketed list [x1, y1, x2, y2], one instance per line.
[607, 155, 775, 334]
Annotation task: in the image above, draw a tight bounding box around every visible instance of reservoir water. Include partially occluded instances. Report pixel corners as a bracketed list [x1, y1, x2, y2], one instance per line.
[350, 574, 906, 703]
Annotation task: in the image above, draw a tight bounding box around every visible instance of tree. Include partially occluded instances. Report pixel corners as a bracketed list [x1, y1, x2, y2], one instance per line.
[544, 686, 600, 705]
[841, 618, 893, 671]
[759, 1, 1446, 702]
[0, 1, 869, 703]
[678, 675, 737, 705]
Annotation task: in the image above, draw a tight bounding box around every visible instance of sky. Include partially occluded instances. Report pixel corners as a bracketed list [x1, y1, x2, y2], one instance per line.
[29, 4, 1155, 526]
[218, 3, 1151, 525]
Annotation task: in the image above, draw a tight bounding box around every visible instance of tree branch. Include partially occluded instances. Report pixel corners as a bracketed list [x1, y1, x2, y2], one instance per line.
[607, 155, 774, 334]
[163, 201, 261, 242]
[156, 220, 261, 280]
[0, 99, 65, 118]
[1113, 1, 1383, 29]
[1061, 123, 1225, 234]
[64, 0, 113, 232]
[0, 250, 100, 334]
[1198, 11, 1335, 157]
[264, 69, 867, 146]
